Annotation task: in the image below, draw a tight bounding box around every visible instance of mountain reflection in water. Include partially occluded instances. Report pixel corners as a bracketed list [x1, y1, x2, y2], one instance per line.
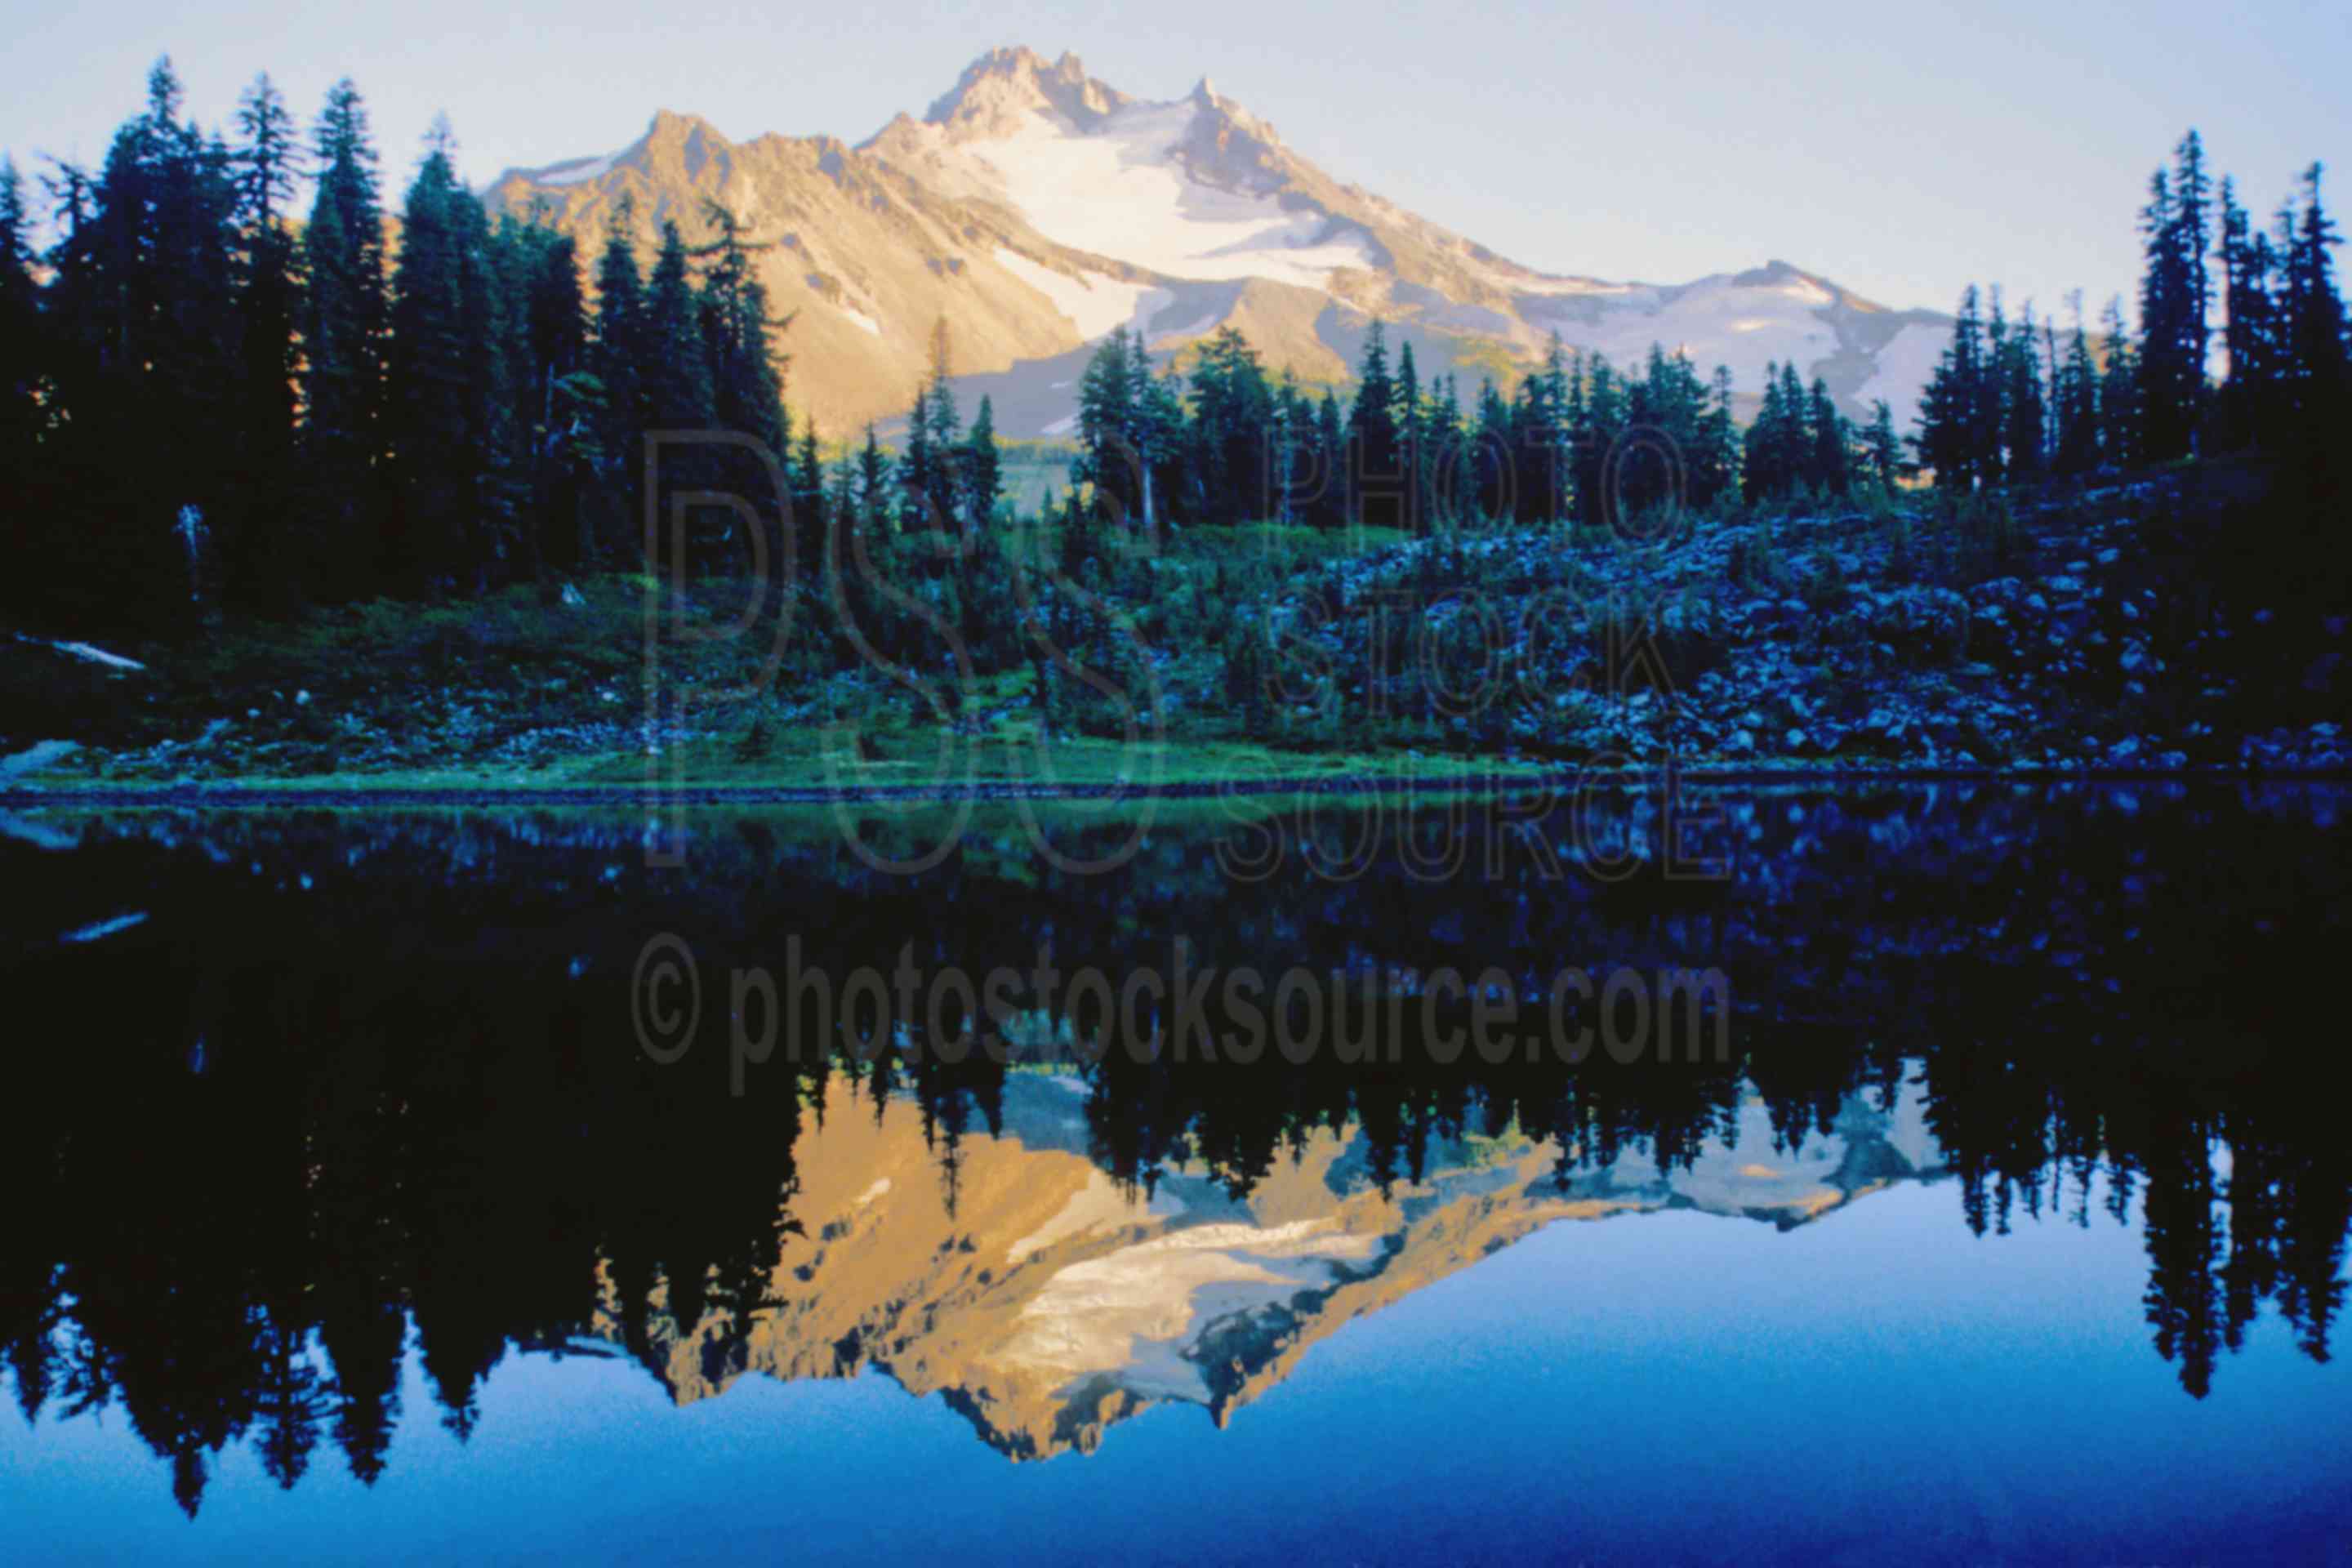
[0, 781, 2346, 1553]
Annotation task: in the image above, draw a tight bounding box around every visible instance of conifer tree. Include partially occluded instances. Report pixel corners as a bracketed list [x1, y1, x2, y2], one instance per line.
[914, 314, 962, 524]
[1698, 364, 1742, 508]
[1916, 287, 1993, 488]
[518, 221, 590, 578]
[2136, 133, 2212, 461]
[2216, 178, 2280, 450]
[2099, 295, 2141, 469]
[2053, 295, 2104, 474]
[693, 200, 789, 458]
[0, 157, 47, 593]
[784, 415, 826, 574]
[1427, 371, 1466, 524]
[1186, 326, 1269, 525]
[588, 198, 648, 529]
[1138, 360, 1186, 533]
[2279, 164, 2348, 431]
[1268, 369, 1303, 526]
[385, 124, 493, 590]
[964, 394, 1003, 524]
[1999, 301, 2047, 481]
[826, 452, 858, 555]
[641, 220, 714, 437]
[36, 58, 243, 622]
[301, 78, 389, 599]
[1393, 338, 1423, 530]
[226, 73, 302, 607]
[1808, 376, 1851, 497]
[856, 423, 889, 533]
[1864, 400, 1900, 491]
[1347, 320, 1398, 526]
[1531, 334, 1575, 524]
[1312, 388, 1346, 530]
[900, 381, 935, 528]
[1777, 363, 1814, 493]
[1074, 325, 1134, 519]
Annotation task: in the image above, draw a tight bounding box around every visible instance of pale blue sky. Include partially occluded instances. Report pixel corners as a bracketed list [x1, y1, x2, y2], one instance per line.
[4, 0, 2345, 317]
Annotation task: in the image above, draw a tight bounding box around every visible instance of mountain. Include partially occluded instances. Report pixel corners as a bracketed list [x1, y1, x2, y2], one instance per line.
[599, 1071, 1948, 1460]
[486, 47, 1952, 441]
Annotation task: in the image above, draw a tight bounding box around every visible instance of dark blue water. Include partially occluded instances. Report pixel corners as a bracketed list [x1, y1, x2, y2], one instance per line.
[2, 783, 2348, 1564]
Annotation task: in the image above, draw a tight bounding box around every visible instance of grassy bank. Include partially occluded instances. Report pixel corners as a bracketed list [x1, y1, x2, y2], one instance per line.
[5, 463, 2346, 796]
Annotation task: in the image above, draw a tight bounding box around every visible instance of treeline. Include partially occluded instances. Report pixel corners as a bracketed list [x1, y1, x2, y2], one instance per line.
[0, 60, 798, 629]
[1067, 318, 1888, 535]
[5, 71, 2346, 648]
[1917, 131, 2350, 491]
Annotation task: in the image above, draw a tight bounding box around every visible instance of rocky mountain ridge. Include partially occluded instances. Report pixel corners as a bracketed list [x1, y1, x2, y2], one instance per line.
[485, 46, 1951, 439]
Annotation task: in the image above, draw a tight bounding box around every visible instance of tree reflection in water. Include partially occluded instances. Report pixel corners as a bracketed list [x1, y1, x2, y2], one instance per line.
[0, 782, 2343, 1512]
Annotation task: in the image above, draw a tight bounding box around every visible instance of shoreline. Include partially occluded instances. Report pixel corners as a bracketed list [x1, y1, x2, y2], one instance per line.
[6, 761, 2349, 810]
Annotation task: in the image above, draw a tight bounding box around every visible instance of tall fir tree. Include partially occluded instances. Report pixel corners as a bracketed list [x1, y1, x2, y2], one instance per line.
[1699, 364, 1743, 508]
[301, 78, 389, 599]
[1392, 337, 1424, 530]
[1807, 376, 1851, 497]
[1864, 399, 1901, 491]
[910, 314, 960, 523]
[641, 219, 714, 436]
[2216, 177, 2281, 450]
[516, 220, 590, 579]
[2099, 295, 2142, 469]
[2278, 163, 2350, 497]
[1916, 286, 1993, 488]
[2052, 294, 2105, 474]
[36, 58, 243, 624]
[789, 415, 826, 572]
[964, 394, 1003, 524]
[1074, 325, 1143, 524]
[1313, 387, 1346, 530]
[900, 380, 935, 528]
[693, 199, 789, 456]
[587, 197, 648, 546]
[856, 423, 889, 535]
[0, 155, 47, 597]
[1538, 335, 1576, 523]
[226, 73, 303, 607]
[385, 123, 493, 590]
[2136, 133, 2212, 462]
[1999, 301, 2048, 481]
[1346, 319, 1398, 527]
[2279, 168, 2349, 409]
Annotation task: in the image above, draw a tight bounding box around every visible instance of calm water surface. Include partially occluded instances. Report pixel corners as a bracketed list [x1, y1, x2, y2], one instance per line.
[2, 781, 2347, 1564]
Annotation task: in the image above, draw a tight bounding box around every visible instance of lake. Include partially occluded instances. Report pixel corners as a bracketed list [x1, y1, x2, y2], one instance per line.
[2, 779, 2348, 1564]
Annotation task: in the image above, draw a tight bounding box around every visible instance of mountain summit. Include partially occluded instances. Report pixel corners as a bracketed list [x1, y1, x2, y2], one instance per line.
[916, 46, 1128, 136]
[487, 47, 1949, 439]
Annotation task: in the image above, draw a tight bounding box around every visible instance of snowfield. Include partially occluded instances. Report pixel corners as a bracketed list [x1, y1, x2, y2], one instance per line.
[994, 247, 1170, 340]
[1521, 274, 1841, 393]
[1856, 319, 1950, 430]
[970, 100, 1379, 287]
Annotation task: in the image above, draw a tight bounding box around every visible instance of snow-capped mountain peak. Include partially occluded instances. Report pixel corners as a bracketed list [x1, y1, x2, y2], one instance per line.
[920, 45, 1128, 137]
[487, 46, 1953, 439]
[866, 58, 1366, 290]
